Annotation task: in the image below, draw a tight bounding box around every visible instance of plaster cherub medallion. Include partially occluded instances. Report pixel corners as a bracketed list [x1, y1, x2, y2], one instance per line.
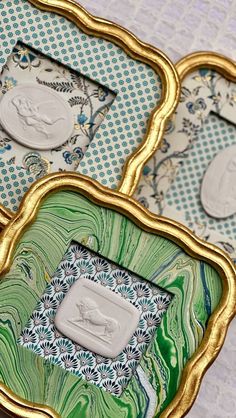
[0, 84, 74, 150]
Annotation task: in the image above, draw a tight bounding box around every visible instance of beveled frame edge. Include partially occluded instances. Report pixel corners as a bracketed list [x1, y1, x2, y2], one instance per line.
[176, 51, 236, 82]
[0, 0, 180, 226]
[0, 172, 236, 418]
[0, 50, 235, 227]
[26, 0, 180, 196]
[0, 383, 59, 418]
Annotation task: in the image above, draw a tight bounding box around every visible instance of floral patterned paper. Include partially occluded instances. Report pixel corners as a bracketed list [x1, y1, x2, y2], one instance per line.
[134, 69, 236, 260]
[0, 42, 115, 210]
[19, 242, 172, 397]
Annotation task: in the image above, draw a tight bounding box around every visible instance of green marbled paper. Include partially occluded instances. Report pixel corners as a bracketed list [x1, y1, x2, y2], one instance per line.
[0, 190, 222, 417]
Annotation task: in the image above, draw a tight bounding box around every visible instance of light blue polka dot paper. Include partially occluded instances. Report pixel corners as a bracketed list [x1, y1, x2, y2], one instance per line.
[166, 113, 236, 242]
[0, 0, 162, 211]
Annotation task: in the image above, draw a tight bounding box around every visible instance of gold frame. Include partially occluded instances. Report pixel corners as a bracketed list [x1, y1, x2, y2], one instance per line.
[0, 172, 236, 418]
[1, 50, 236, 227]
[176, 51, 236, 81]
[28, 0, 179, 196]
[0, 0, 179, 214]
[0, 1, 236, 416]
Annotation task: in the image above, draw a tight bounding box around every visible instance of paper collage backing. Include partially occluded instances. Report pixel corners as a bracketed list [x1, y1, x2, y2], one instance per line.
[19, 242, 172, 397]
[133, 68, 236, 261]
[0, 0, 162, 211]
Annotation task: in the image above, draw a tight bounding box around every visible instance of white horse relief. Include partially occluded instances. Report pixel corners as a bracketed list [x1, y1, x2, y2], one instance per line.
[70, 297, 119, 344]
[11, 94, 65, 138]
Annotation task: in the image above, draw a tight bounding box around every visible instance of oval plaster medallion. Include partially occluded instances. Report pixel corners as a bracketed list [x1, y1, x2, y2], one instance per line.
[201, 144, 236, 219]
[55, 277, 140, 358]
[0, 83, 74, 150]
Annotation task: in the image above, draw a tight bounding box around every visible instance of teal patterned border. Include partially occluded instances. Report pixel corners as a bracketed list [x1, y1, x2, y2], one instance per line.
[0, 0, 162, 190]
[134, 68, 236, 259]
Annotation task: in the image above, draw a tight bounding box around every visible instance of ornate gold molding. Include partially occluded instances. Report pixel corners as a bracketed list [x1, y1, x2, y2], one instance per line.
[0, 383, 59, 418]
[0, 172, 236, 418]
[28, 0, 180, 196]
[0, 0, 180, 226]
[176, 51, 236, 82]
[1, 51, 235, 227]
[0, 2, 236, 417]
[0, 206, 14, 228]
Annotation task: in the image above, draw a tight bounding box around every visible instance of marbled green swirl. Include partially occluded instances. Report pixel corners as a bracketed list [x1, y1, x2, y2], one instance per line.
[0, 191, 222, 417]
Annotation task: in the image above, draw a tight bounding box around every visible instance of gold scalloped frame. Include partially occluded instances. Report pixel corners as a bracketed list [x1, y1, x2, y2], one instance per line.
[0, 172, 236, 418]
[176, 51, 236, 82]
[1, 51, 236, 227]
[0, 3, 236, 416]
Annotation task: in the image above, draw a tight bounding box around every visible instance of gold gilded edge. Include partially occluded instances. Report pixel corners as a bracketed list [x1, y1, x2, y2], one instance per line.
[26, 0, 180, 196]
[0, 206, 14, 228]
[1, 48, 235, 227]
[0, 383, 59, 418]
[176, 51, 236, 82]
[0, 172, 236, 418]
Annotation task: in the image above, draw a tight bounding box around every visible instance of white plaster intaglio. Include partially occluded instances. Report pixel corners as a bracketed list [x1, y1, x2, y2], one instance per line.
[201, 145, 236, 219]
[0, 83, 74, 150]
[134, 68, 236, 258]
[55, 278, 140, 358]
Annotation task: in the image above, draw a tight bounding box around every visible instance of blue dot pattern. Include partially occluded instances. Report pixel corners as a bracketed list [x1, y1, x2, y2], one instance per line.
[166, 113, 236, 242]
[0, 161, 34, 212]
[0, 0, 162, 193]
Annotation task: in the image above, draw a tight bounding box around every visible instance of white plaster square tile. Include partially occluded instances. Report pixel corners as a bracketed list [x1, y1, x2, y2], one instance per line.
[55, 277, 140, 358]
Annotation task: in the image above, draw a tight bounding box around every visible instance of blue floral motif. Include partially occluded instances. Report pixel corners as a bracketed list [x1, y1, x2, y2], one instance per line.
[36, 327, 53, 343]
[94, 86, 109, 101]
[41, 342, 57, 357]
[92, 258, 110, 273]
[52, 278, 68, 294]
[0, 138, 11, 154]
[138, 297, 155, 313]
[81, 367, 99, 382]
[118, 285, 135, 300]
[77, 113, 88, 125]
[133, 283, 151, 298]
[13, 45, 40, 70]
[134, 329, 151, 345]
[77, 259, 95, 276]
[164, 118, 175, 135]
[61, 354, 78, 370]
[97, 364, 115, 380]
[96, 272, 114, 287]
[161, 138, 170, 153]
[20, 329, 37, 345]
[62, 147, 83, 166]
[113, 363, 131, 378]
[23, 152, 51, 179]
[56, 339, 74, 355]
[103, 380, 120, 395]
[113, 270, 130, 286]
[144, 312, 161, 328]
[71, 245, 90, 261]
[77, 351, 94, 368]
[1, 76, 17, 94]
[186, 98, 207, 114]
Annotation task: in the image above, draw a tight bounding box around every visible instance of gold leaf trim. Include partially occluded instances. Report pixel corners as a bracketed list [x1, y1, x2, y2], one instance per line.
[0, 172, 235, 418]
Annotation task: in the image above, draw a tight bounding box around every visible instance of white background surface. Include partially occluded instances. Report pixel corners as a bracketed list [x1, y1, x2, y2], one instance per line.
[2, 0, 236, 417]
